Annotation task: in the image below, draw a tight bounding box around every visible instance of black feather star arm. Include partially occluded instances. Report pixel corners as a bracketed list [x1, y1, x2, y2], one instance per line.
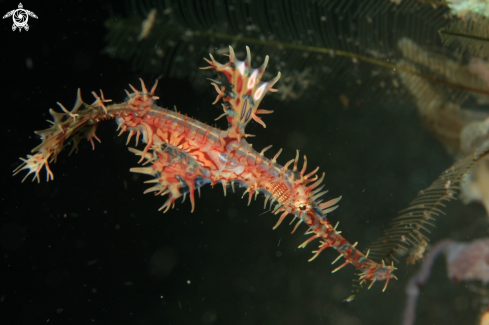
[439, 16, 489, 59]
[104, 0, 451, 105]
[368, 146, 489, 265]
[345, 145, 489, 302]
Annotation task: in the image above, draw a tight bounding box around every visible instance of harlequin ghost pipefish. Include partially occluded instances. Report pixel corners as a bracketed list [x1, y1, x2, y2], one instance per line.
[14, 46, 396, 298]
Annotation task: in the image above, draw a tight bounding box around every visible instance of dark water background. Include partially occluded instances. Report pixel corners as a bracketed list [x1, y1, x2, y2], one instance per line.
[1, 1, 487, 324]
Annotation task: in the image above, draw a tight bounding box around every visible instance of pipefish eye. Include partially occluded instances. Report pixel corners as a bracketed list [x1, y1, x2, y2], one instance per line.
[300, 205, 306, 211]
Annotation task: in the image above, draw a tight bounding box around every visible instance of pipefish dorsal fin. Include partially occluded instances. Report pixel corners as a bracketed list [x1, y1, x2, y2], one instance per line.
[201, 46, 280, 141]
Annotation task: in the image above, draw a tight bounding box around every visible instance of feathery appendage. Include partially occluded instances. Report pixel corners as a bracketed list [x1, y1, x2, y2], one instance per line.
[344, 147, 489, 301]
[105, 0, 460, 106]
[368, 147, 489, 266]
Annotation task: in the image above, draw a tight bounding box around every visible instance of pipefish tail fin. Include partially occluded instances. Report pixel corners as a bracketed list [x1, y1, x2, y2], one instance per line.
[13, 80, 159, 183]
[12, 89, 111, 182]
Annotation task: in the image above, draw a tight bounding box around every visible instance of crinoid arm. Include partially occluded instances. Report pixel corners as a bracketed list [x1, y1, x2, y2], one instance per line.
[339, 146, 489, 301]
[368, 147, 489, 266]
[201, 46, 281, 140]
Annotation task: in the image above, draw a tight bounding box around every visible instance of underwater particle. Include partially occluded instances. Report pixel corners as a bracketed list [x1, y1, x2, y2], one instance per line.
[87, 259, 97, 266]
[202, 309, 217, 324]
[339, 94, 349, 109]
[155, 48, 164, 57]
[187, 280, 191, 284]
[25, 57, 33, 69]
[138, 8, 157, 41]
[445, 180, 451, 189]
[148, 247, 177, 279]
